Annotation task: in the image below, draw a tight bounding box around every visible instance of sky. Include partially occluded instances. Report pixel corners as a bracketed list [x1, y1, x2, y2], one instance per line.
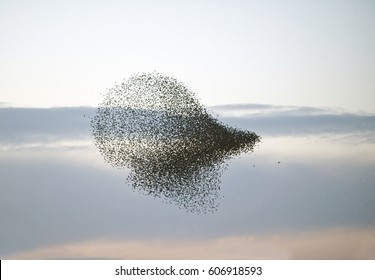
[1, 0, 375, 112]
[1, 0, 375, 259]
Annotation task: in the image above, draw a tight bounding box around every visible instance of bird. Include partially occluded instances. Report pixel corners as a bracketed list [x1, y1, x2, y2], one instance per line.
[91, 72, 261, 213]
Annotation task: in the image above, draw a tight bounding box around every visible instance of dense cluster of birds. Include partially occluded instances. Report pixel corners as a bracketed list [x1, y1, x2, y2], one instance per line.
[91, 72, 261, 213]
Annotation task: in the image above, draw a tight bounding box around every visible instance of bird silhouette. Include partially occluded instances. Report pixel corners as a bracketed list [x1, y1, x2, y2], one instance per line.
[91, 72, 261, 213]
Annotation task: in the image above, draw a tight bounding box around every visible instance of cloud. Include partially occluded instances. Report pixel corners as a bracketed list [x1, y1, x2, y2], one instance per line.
[4, 227, 375, 259]
[211, 104, 375, 136]
[211, 103, 331, 116]
[1, 104, 374, 150]
[210, 103, 375, 117]
[0, 107, 95, 145]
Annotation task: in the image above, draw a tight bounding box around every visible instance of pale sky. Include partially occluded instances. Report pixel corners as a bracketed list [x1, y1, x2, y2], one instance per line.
[1, 0, 375, 112]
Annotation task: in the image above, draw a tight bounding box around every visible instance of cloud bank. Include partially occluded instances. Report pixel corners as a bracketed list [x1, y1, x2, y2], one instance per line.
[211, 104, 375, 136]
[1, 104, 374, 147]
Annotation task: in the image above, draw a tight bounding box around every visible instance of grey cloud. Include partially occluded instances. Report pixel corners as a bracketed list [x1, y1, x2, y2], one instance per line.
[211, 103, 334, 116]
[211, 104, 375, 136]
[1, 105, 374, 147]
[0, 107, 95, 144]
[220, 114, 375, 136]
[211, 103, 277, 111]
